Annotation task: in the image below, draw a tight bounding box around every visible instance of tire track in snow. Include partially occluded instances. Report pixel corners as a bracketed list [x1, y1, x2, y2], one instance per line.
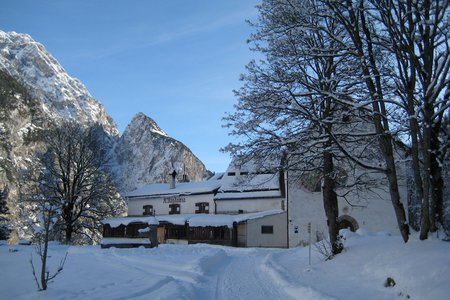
[106, 249, 201, 284]
[214, 250, 295, 300]
[79, 248, 199, 299]
[92, 246, 232, 299]
[261, 253, 336, 300]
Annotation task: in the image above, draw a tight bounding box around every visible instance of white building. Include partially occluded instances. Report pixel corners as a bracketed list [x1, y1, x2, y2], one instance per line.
[214, 161, 286, 214]
[103, 167, 288, 248]
[103, 158, 407, 249]
[126, 171, 222, 216]
[286, 167, 408, 247]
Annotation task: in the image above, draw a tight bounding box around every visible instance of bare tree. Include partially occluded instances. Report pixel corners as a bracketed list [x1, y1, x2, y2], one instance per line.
[224, 0, 384, 255]
[36, 122, 126, 244]
[228, 0, 450, 246]
[324, 0, 411, 242]
[369, 0, 450, 238]
[29, 198, 67, 291]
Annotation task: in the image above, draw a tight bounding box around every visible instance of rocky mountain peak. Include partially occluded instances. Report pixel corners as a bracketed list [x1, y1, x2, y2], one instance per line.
[127, 112, 167, 137]
[0, 30, 209, 194]
[114, 112, 209, 191]
[0, 30, 118, 136]
[0, 30, 212, 241]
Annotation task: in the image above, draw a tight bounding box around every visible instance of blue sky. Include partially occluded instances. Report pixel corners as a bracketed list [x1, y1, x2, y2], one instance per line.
[1, 0, 260, 172]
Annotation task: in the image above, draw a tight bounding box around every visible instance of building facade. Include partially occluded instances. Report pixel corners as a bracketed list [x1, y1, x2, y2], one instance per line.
[126, 182, 221, 217]
[286, 166, 409, 247]
[102, 166, 289, 248]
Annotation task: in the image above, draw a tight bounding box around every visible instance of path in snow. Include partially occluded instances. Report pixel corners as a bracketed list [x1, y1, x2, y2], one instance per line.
[209, 248, 295, 300]
[0, 243, 331, 300]
[2, 233, 449, 300]
[68, 245, 300, 300]
[75, 246, 205, 300]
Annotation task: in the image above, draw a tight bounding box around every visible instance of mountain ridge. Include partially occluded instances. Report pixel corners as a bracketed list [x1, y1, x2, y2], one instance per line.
[0, 30, 210, 198]
[0, 30, 119, 136]
[113, 111, 209, 191]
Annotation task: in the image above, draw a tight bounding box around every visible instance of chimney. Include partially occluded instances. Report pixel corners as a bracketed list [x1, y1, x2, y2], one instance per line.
[170, 170, 177, 189]
[182, 164, 189, 182]
[182, 174, 189, 182]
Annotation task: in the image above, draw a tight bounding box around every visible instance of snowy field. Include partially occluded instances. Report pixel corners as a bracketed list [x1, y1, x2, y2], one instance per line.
[1, 230, 449, 300]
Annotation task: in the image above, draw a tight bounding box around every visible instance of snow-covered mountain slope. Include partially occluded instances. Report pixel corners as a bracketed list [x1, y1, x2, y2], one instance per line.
[0, 30, 210, 195]
[114, 112, 210, 192]
[0, 30, 211, 241]
[0, 69, 49, 239]
[0, 30, 118, 136]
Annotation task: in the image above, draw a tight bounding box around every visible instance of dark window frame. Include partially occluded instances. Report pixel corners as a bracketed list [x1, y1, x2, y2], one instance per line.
[143, 205, 153, 216]
[261, 225, 274, 234]
[169, 203, 180, 215]
[195, 202, 210, 214]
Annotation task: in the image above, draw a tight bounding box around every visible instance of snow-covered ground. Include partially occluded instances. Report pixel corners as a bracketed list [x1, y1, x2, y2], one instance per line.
[1, 230, 449, 300]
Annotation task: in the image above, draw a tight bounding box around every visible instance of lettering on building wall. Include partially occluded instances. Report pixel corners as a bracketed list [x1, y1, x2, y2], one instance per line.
[163, 196, 186, 204]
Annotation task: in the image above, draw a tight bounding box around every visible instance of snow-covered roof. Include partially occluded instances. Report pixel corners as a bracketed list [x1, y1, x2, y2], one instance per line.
[215, 165, 283, 200]
[225, 156, 281, 173]
[220, 172, 280, 191]
[100, 238, 151, 245]
[103, 210, 284, 229]
[214, 190, 282, 200]
[124, 157, 284, 201]
[102, 216, 159, 227]
[186, 210, 285, 228]
[125, 179, 221, 199]
[207, 172, 224, 181]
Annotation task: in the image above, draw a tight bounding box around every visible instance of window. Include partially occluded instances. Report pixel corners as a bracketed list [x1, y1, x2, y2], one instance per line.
[143, 205, 153, 216]
[188, 226, 230, 241]
[261, 225, 274, 234]
[165, 224, 187, 239]
[169, 203, 180, 215]
[227, 172, 236, 176]
[195, 202, 209, 214]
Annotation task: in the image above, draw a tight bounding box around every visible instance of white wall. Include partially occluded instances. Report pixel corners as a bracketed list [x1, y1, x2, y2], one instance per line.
[128, 193, 215, 216]
[245, 212, 288, 248]
[287, 169, 408, 247]
[215, 198, 284, 214]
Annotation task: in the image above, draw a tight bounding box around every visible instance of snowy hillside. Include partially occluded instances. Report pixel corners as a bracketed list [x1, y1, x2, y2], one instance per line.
[114, 112, 209, 191]
[1, 230, 449, 299]
[0, 69, 50, 241]
[0, 30, 118, 136]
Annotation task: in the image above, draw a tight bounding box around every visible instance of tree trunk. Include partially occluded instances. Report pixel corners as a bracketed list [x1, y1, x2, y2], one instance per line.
[419, 102, 433, 240]
[338, 0, 410, 243]
[380, 133, 410, 242]
[322, 150, 342, 255]
[40, 211, 50, 291]
[63, 202, 74, 244]
[403, 62, 424, 232]
[430, 123, 444, 230]
[40, 239, 48, 290]
[65, 223, 73, 244]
